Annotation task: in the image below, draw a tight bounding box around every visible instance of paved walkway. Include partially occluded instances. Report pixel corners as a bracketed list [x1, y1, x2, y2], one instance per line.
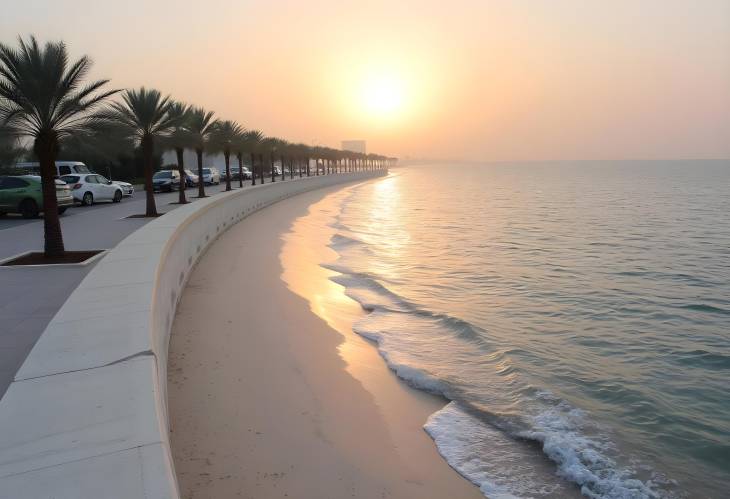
[0, 183, 246, 398]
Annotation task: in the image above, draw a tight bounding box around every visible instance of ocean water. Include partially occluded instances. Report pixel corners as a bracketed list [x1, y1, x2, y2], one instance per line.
[323, 161, 730, 498]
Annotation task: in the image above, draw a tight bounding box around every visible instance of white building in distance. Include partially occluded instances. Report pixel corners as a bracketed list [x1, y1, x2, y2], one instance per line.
[341, 140, 366, 154]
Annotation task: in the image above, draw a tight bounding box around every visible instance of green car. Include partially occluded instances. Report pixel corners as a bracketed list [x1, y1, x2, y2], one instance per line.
[0, 175, 75, 218]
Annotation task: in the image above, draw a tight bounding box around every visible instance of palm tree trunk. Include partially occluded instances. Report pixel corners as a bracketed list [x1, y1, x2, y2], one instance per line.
[271, 155, 276, 183]
[290, 158, 294, 179]
[259, 154, 265, 184]
[142, 134, 158, 217]
[299, 158, 303, 178]
[250, 152, 256, 185]
[196, 148, 206, 197]
[280, 157, 285, 181]
[237, 153, 244, 188]
[35, 134, 65, 257]
[306, 158, 310, 176]
[176, 147, 187, 204]
[224, 151, 232, 191]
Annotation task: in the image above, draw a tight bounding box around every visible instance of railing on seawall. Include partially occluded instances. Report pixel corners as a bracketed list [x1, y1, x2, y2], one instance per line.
[0, 170, 385, 499]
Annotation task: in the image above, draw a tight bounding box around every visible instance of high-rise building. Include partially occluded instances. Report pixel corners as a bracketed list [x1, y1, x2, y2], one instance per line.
[341, 140, 366, 154]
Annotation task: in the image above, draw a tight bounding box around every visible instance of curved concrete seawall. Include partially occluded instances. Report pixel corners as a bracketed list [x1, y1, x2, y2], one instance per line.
[0, 171, 384, 499]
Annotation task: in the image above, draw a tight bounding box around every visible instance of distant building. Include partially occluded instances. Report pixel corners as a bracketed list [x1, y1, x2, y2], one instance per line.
[341, 140, 366, 154]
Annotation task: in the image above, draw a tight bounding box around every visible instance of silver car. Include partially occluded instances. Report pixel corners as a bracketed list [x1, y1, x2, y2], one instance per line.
[202, 167, 221, 185]
[112, 180, 134, 196]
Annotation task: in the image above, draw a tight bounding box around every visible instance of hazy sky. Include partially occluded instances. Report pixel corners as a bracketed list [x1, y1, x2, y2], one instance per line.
[2, 0, 729, 161]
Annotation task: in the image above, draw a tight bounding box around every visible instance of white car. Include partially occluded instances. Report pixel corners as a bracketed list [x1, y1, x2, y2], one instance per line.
[202, 167, 221, 185]
[61, 173, 124, 205]
[112, 180, 134, 196]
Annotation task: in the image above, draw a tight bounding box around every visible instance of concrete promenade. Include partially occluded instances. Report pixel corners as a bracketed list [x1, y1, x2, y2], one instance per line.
[0, 187, 219, 397]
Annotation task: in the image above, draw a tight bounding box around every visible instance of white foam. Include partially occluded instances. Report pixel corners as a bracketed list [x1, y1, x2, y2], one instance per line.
[519, 408, 661, 499]
[425, 402, 572, 499]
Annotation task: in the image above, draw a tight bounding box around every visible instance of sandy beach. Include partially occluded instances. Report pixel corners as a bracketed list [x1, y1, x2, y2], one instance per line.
[167, 181, 482, 499]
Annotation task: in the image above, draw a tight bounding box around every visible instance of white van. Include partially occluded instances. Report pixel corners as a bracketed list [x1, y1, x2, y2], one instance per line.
[15, 161, 92, 177]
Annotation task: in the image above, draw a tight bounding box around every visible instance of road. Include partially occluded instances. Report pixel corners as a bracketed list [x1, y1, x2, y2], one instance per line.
[0, 183, 240, 398]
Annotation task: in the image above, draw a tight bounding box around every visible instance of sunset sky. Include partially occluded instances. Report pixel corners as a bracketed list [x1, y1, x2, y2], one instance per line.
[2, 0, 729, 161]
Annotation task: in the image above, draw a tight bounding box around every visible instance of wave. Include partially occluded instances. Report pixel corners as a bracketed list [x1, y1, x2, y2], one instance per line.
[325, 248, 670, 498]
[329, 272, 491, 348]
[518, 407, 662, 499]
[332, 263, 667, 498]
[672, 349, 730, 370]
[677, 303, 730, 316]
[329, 233, 369, 249]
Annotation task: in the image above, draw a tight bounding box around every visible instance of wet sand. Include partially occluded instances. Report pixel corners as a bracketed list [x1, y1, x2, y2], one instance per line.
[167, 182, 483, 498]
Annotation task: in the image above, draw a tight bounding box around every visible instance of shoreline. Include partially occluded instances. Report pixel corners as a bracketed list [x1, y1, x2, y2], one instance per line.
[167, 181, 483, 498]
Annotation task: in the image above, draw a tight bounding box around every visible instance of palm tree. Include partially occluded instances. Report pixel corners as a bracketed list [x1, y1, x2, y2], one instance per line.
[276, 139, 290, 181]
[311, 147, 321, 176]
[233, 131, 247, 189]
[187, 106, 217, 197]
[294, 144, 308, 178]
[289, 146, 295, 180]
[305, 146, 312, 176]
[260, 137, 278, 183]
[164, 101, 191, 204]
[0, 35, 117, 257]
[209, 120, 243, 191]
[241, 129, 263, 186]
[99, 87, 178, 217]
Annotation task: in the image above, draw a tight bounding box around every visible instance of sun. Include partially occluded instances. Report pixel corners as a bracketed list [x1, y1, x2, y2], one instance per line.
[360, 73, 406, 118]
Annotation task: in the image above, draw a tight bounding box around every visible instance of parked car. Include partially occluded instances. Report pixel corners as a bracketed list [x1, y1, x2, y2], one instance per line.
[201, 167, 220, 185]
[227, 166, 249, 181]
[0, 175, 74, 218]
[113, 180, 134, 197]
[61, 174, 123, 205]
[16, 160, 92, 177]
[152, 170, 181, 192]
[183, 169, 199, 187]
[18, 161, 134, 194]
[226, 166, 238, 181]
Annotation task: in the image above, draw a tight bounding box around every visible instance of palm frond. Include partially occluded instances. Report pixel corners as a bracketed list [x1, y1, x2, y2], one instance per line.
[0, 35, 116, 143]
[98, 87, 178, 145]
[208, 119, 244, 154]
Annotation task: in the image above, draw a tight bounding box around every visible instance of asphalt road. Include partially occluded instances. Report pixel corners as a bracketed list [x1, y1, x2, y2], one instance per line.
[0, 183, 239, 398]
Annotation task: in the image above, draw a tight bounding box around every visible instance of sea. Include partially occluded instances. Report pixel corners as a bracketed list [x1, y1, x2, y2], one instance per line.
[319, 161, 729, 498]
